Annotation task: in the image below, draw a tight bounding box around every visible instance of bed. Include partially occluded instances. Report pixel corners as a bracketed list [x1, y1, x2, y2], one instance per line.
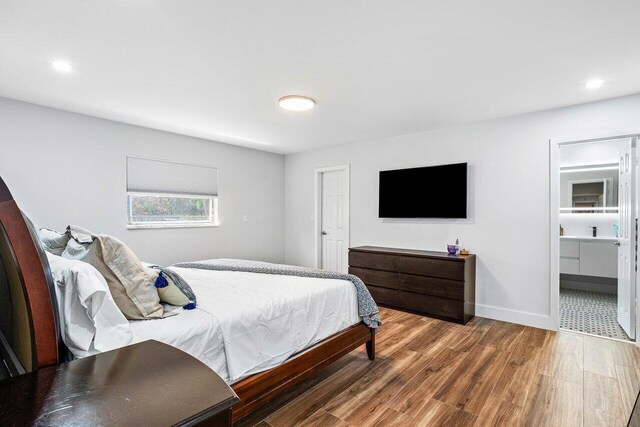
[129, 267, 362, 382]
[0, 177, 376, 422]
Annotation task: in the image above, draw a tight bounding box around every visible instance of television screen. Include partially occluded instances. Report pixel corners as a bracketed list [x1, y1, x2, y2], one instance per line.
[378, 163, 467, 218]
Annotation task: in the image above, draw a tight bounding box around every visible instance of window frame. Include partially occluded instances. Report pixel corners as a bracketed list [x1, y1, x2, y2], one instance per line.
[125, 191, 219, 230]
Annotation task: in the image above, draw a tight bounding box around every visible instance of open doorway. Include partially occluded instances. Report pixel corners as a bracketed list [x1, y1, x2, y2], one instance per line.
[556, 137, 637, 342]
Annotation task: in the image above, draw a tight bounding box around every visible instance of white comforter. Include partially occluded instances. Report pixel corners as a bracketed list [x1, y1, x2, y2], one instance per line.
[129, 267, 360, 383]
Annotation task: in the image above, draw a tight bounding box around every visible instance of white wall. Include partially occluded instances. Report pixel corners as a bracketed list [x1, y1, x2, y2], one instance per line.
[0, 98, 285, 266]
[284, 93, 640, 330]
[3, 91, 639, 329]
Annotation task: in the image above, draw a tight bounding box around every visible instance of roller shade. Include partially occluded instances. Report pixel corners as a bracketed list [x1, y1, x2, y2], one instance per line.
[127, 157, 218, 196]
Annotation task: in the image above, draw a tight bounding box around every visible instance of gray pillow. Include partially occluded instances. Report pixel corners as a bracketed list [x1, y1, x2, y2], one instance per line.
[145, 266, 197, 309]
[62, 226, 169, 320]
[38, 228, 70, 256]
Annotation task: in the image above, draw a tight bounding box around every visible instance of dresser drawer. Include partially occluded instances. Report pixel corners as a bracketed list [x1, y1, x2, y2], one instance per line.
[349, 251, 400, 272]
[397, 291, 464, 322]
[365, 285, 398, 307]
[398, 256, 464, 281]
[349, 267, 398, 290]
[399, 273, 464, 300]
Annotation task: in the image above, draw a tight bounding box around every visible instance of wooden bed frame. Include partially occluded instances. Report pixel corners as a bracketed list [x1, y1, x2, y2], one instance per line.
[0, 177, 375, 422]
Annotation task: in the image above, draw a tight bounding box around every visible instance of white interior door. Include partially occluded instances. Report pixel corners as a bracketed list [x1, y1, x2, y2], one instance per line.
[617, 137, 636, 339]
[320, 168, 349, 272]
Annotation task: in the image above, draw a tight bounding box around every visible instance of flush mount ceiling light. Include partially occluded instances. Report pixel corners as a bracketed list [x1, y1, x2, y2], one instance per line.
[585, 78, 604, 90]
[278, 95, 316, 112]
[52, 59, 73, 73]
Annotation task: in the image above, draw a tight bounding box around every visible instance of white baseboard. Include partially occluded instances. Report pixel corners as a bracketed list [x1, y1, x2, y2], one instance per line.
[475, 304, 558, 331]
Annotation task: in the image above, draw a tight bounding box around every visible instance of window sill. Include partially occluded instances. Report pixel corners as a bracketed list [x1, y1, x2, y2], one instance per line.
[126, 223, 219, 230]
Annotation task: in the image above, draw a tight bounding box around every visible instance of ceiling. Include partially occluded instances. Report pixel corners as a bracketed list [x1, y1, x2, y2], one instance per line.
[1, 1, 639, 154]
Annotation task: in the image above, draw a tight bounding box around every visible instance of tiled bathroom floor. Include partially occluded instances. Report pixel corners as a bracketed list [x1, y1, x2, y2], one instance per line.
[560, 288, 632, 341]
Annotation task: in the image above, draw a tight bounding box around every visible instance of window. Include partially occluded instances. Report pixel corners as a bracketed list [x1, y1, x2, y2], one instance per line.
[127, 194, 216, 225]
[126, 157, 218, 228]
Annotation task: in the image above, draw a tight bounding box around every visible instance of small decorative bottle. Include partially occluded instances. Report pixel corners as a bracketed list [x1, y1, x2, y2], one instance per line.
[447, 239, 459, 255]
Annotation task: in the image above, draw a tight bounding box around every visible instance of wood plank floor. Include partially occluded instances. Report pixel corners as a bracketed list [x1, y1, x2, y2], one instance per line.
[237, 308, 640, 427]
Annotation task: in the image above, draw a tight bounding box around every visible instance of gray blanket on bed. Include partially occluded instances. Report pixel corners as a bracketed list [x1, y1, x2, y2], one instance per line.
[172, 259, 381, 328]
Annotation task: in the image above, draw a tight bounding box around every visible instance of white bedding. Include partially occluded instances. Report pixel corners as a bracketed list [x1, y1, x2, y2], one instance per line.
[47, 253, 134, 357]
[128, 302, 229, 379]
[129, 267, 360, 383]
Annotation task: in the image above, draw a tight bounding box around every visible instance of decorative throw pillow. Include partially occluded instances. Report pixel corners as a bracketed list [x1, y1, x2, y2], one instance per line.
[144, 266, 197, 310]
[61, 226, 168, 320]
[38, 228, 70, 256]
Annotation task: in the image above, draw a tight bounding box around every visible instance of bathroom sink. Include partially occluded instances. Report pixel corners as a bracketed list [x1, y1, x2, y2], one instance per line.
[560, 235, 618, 242]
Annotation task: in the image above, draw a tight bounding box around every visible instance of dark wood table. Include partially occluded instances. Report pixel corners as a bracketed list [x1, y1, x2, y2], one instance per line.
[0, 340, 239, 426]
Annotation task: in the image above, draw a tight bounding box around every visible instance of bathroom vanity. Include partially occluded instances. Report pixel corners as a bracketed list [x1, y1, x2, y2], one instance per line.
[560, 236, 618, 279]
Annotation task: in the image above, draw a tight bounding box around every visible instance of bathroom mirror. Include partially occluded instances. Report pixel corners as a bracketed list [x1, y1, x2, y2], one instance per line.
[560, 163, 618, 213]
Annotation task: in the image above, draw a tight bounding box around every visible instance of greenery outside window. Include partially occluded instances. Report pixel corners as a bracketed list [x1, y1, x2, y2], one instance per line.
[127, 193, 218, 228]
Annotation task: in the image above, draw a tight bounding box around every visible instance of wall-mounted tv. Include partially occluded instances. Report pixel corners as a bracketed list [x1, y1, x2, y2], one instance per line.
[378, 162, 467, 218]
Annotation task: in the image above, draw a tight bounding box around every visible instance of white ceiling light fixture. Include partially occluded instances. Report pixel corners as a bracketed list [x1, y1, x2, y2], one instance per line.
[278, 95, 316, 112]
[585, 78, 604, 90]
[51, 59, 73, 73]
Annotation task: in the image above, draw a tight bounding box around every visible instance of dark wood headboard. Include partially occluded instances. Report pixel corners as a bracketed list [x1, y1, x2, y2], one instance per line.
[0, 177, 62, 378]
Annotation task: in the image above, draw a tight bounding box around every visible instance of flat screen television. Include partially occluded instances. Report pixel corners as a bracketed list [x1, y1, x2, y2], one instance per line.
[378, 162, 467, 218]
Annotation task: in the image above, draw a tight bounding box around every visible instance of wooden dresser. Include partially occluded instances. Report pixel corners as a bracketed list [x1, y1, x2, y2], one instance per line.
[349, 246, 476, 324]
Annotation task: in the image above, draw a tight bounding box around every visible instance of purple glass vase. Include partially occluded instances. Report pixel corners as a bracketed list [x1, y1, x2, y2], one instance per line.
[447, 244, 458, 255]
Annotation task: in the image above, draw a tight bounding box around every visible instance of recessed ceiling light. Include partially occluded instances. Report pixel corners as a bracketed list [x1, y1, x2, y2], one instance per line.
[52, 59, 73, 73]
[585, 78, 604, 90]
[278, 95, 316, 112]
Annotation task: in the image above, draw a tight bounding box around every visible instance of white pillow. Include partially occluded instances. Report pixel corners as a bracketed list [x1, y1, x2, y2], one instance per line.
[46, 252, 133, 357]
[38, 228, 70, 256]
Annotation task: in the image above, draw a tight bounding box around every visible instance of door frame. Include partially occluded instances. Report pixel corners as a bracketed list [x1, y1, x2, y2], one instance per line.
[314, 164, 351, 270]
[550, 133, 639, 343]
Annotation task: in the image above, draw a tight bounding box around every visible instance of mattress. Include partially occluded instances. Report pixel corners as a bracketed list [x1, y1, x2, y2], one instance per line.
[128, 267, 360, 383]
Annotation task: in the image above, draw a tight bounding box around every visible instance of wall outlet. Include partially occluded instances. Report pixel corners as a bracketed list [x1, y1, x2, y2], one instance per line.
[243, 215, 249, 223]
